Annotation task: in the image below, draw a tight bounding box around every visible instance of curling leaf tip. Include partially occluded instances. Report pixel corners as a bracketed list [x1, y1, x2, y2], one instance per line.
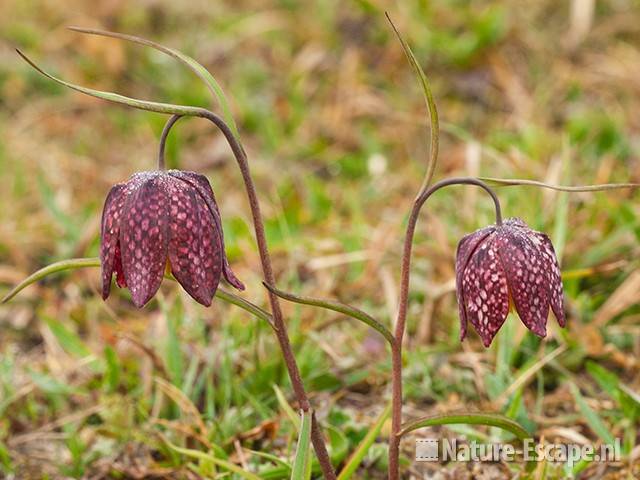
[65, 26, 239, 137]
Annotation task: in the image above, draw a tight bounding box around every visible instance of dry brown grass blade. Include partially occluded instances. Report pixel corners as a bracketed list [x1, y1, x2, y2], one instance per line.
[154, 377, 209, 439]
[496, 345, 568, 406]
[593, 270, 640, 326]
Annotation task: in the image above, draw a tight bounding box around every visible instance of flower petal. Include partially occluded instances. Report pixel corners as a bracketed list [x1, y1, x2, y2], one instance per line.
[533, 232, 565, 327]
[166, 178, 222, 306]
[119, 174, 170, 307]
[168, 170, 244, 290]
[496, 229, 551, 337]
[455, 226, 495, 341]
[100, 183, 127, 299]
[113, 243, 127, 288]
[461, 235, 510, 347]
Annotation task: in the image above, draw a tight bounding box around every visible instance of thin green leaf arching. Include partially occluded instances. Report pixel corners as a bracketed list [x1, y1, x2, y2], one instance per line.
[480, 177, 639, 192]
[67, 26, 240, 137]
[386, 13, 439, 193]
[1, 257, 274, 330]
[263, 282, 394, 345]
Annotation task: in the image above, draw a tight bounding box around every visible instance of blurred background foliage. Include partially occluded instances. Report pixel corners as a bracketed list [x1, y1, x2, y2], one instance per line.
[0, 0, 639, 478]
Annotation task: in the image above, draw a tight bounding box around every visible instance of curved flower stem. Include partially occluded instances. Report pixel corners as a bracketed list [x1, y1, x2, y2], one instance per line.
[158, 114, 183, 170]
[17, 45, 335, 478]
[388, 177, 502, 480]
[160, 110, 336, 480]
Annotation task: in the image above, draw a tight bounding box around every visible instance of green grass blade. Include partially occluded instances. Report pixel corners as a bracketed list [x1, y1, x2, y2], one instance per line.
[479, 177, 640, 192]
[398, 412, 530, 439]
[67, 27, 240, 137]
[263, 283, 394, 345]
[291, 410, 312, 480]
[167, 442, 263, 480]
[44, 317, 93, 359]
[0, 441, 12, 472]
[103, 345, 121, 392]
[165, 306, 184, 386]
[337, 403, 391, 480]
[274, 385, 300, 431]
[570, 383, 616, 445]
[586, 361, 620, 396]
[43, 316, 103, 373]
[571, 454, 595, 477]
[29, 371, 81, 396]
[246, 449, 292, 471]
[16, 49, 206, 117]
[1, 258, 273, 329]
[386, 13, 439, 192]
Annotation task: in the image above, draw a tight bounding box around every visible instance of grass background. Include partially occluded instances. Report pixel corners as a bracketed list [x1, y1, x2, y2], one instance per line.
[1, 0, 639, 478]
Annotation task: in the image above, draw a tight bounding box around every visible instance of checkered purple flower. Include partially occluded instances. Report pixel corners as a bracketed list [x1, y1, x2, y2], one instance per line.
[100, 170, 244, 308]
[455, 217, 565, 347]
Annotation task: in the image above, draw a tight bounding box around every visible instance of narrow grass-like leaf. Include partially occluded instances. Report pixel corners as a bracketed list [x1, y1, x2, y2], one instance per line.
[570, 383, 615, 445]
[570, 451, 596, 477]
[263, 283, 394, 345]
[67, 27, 240, 137]
[274, 385, 300, 431]
[291, 410, 312, 480]
[217, 289, 275, 330]
[16, 49, 207, 117]
[29, 371, 81, 396]
[619, 385, 640, 408]
[154, 377, 209, 438]
[398, 412, 530, 439]
[386, 13, 439, 192]
[588, 361, 640, 420]
[398, 411, 535, 471]
[165, 307, 184, 386]
[1, 257, 100, 303]
[103, 345, 121, 392]
[337, 403, 391, 480]
[166, 442, 263, 480]
[480, 177, 639, 192]
[247, 449, 292, 471]
[43, 315, 103, 372]
[586, 361, 619, 395]
[44, 317, 93, 359]
[1, 257, 274, 328]
[0, 441, 12, 472]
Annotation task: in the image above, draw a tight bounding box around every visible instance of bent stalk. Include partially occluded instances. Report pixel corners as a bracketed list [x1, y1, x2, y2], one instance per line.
[388, 177, 502, 480]
[159, 111, 336, 479]
[16, 47, 336, 480]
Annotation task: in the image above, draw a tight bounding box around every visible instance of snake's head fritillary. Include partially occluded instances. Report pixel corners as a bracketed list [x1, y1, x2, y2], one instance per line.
[100, 170, 244, 308]
[455, 217, 565, 347]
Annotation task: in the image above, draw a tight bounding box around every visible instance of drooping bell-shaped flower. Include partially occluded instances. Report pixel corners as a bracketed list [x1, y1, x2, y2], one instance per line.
[455, 217, 565, 347]
[100, 170, 244, 307]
